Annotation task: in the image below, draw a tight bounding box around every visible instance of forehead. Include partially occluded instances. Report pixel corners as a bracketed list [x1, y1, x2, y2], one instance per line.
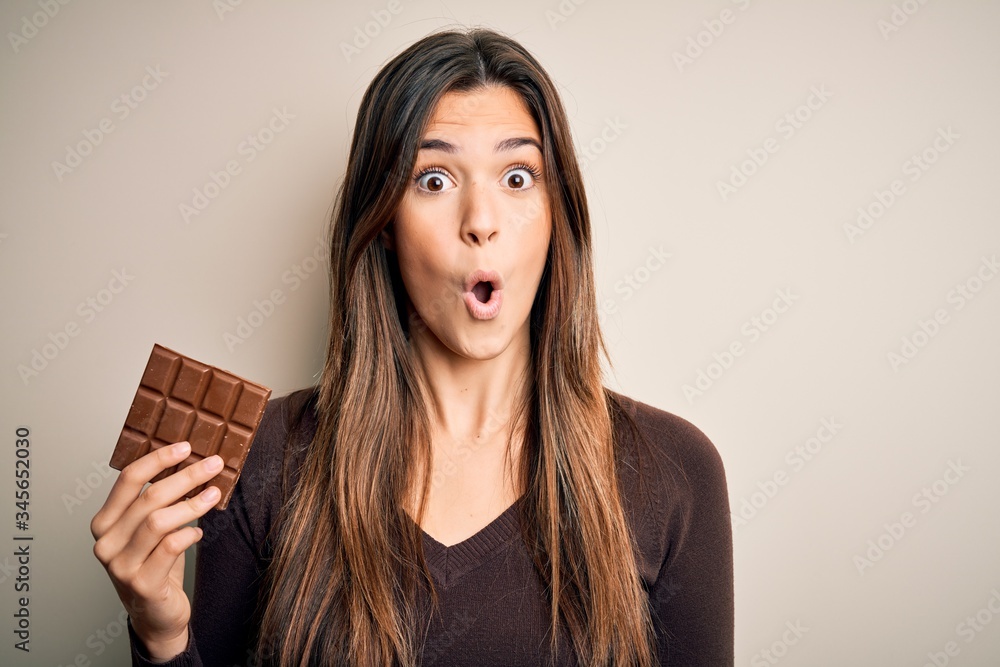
[421, 86, 540, 141]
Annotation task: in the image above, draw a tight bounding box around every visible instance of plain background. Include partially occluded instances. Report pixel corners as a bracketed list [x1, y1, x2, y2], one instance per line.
[2, 1, 999, 665]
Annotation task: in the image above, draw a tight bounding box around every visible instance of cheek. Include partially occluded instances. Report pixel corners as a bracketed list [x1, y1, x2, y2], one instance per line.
[396, 236, 434, 289]
[393, 222, 452, 307]
[518, 198, 552, 261]
[506, 194, 550, 239]
[509, 201, 551, 310]
[395, 197, 451, 256]
[394, 203, 429, 269]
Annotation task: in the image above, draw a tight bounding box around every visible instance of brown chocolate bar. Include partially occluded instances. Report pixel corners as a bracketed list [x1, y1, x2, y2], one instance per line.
[110, 343, 271, 510]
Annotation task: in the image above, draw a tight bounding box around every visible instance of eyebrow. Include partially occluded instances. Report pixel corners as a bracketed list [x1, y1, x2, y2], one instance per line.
[417, 136, 543, 154]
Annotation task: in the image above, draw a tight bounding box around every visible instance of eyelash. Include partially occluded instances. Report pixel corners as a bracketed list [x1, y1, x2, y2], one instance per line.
[412, 162, 543, 193]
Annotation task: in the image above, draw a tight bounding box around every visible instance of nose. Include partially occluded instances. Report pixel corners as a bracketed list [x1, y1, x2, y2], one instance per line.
[460, 179, 499, 245]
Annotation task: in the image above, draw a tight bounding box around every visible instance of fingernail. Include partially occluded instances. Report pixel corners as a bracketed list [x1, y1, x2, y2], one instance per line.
[205, 455, 223, 471]
[203, 486, 220, 502]
[175, 441, 191, 454]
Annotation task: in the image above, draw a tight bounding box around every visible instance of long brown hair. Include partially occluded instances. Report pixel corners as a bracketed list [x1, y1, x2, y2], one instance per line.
[256, 27, 657, 666]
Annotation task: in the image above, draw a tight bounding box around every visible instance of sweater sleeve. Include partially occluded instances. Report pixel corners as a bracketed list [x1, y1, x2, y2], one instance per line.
[126, 616, 203, 666]
[125, 394, 292, 667]
[647, 416, 735, 666]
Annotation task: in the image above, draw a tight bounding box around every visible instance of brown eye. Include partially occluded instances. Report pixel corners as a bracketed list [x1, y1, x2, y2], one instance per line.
[505, 165, 540, 190]
[414, 169, 454, 193]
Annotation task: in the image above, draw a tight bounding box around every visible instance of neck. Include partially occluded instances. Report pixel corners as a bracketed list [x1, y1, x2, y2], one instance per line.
[407, 322, 531, 442]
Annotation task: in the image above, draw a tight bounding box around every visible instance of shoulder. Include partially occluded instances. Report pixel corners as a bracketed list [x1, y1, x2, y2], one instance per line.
[607, 388, 727, 493]
[244, 385, 318, 480]
[254, 385, 320, 454]
[232, 385, 319, 550]
[605, 389, 730, 583]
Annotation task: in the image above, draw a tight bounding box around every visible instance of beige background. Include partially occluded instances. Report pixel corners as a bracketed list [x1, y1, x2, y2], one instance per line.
[2, 0, 998, 665]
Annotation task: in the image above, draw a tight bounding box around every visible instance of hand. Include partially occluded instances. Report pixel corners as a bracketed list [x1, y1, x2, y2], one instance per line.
[91, 441, 224, 662]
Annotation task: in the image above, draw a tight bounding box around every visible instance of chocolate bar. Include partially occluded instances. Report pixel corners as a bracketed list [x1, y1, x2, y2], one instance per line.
[110, 344, 271, 510]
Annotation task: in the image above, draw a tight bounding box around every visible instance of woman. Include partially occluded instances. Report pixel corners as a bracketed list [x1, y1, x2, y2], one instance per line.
[91, 27, 734, 666]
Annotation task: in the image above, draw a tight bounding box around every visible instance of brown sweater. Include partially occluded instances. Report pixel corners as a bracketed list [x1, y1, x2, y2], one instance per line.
[127, 387, 734, 666]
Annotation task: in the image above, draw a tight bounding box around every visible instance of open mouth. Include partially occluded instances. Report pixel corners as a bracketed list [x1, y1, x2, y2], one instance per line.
[463, 269, 504, 320]
[471, 281, 494, 303]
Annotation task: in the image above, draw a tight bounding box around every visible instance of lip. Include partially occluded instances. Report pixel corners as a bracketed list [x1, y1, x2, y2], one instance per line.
[462, 269, 505, 320]
[463, 269, 505, 293]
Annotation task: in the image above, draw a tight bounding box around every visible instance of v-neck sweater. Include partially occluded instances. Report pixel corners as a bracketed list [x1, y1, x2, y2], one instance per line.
[126, 386, 734, 666]
[418, 493, 525, 589]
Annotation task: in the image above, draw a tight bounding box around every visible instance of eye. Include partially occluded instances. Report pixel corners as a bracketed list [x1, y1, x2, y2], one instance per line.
[504, 163, 543, 191]
[413, 167, 456, 193]
[412, 162, 544, 194]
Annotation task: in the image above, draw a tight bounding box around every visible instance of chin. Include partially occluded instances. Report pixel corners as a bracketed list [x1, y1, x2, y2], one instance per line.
[450, 332, 511, 360]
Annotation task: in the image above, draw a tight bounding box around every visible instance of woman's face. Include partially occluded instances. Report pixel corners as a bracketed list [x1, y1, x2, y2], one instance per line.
[385, 85, 552, 360]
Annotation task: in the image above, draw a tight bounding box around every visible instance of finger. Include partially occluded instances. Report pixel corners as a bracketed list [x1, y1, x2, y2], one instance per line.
[137, 522, 205, 595]
[92, 441, 192, 541]
[115, 483, 220, 574]
[96, 454, 223, 564]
